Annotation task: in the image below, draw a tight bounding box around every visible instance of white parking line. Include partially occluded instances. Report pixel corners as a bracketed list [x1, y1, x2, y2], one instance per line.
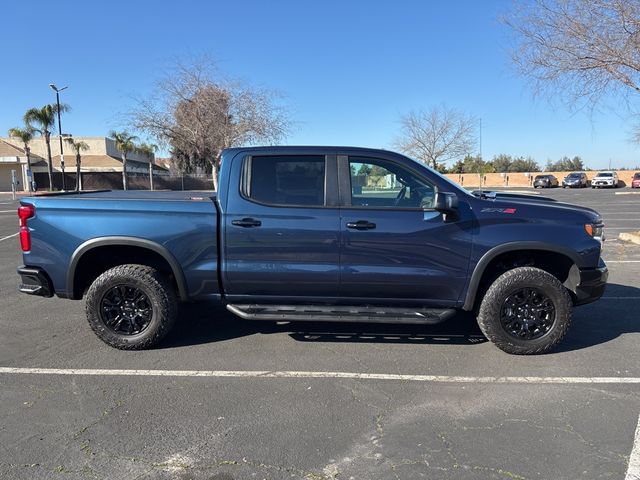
[1, 366, 640, 384]
[0, 210, 17, 213]
[0, 233, 18, 243]
[626, 414, 640, 480]
[604, 261, 640, 263]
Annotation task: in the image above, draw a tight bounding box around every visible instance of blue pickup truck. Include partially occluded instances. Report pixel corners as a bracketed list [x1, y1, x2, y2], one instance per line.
[16, 146, 608, 354]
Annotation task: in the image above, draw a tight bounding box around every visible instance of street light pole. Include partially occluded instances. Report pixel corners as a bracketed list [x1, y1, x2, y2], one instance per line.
[50, 84, 68, 190]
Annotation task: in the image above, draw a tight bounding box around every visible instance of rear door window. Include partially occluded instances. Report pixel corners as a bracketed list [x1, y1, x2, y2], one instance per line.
[246, 155, 326, 206]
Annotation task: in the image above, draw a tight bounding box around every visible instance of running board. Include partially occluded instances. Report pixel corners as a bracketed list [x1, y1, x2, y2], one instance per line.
[226, 304, 456, 324]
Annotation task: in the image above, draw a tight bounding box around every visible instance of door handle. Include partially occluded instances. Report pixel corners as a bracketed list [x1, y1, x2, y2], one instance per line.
[346, 220, 376, 230]
[232, 218, 262, 228]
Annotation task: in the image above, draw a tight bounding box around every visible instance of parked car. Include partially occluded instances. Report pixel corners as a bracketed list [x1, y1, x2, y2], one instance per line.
[562, 172, 588, 188]
[533, 174, 559, 188]
[632, 172, 640, 188]
[591, 171, 619, 188]
[16, 146, 608, 355]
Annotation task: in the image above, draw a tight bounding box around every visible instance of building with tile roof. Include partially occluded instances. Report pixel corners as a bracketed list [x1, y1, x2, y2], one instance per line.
[0, 136, 168, 191]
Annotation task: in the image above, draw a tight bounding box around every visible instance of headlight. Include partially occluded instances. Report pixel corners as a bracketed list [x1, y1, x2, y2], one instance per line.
[585, 223, 604, 241]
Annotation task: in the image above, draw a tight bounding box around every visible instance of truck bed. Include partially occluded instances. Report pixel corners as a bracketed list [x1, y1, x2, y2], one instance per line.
[20, 190, 220, 302]
[30, 190, 216, 201]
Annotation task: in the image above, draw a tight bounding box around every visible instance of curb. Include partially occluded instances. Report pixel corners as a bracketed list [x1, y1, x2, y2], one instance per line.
[619, 232, 640, 245]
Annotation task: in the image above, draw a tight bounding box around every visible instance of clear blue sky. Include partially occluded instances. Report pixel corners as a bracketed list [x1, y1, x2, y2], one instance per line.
[2, 0, 638, 169]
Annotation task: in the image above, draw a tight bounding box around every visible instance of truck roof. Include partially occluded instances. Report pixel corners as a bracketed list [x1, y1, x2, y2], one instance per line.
[223, 145, 396, 156]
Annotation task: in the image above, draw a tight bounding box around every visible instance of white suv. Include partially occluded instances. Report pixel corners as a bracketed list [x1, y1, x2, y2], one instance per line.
[591, 171, 619, 188]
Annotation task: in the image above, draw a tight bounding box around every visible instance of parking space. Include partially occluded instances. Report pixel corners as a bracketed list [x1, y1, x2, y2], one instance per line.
[1, 189, 639, 479]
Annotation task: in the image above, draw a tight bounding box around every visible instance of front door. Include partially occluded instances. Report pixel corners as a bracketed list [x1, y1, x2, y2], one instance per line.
[223, 153, 341, 301]
[339, 155, 472, 305]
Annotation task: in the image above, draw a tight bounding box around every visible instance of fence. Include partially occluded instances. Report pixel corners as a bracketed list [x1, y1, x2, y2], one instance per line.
[33, 172, 215, 192]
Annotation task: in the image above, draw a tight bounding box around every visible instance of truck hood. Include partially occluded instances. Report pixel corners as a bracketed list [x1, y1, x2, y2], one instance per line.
[472, 191, 602, 223]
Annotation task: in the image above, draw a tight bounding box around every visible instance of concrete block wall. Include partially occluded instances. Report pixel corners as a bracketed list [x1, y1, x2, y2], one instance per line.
[445, 170, 638, 188]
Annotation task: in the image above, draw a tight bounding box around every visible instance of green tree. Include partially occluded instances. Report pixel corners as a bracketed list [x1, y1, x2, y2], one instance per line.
[24, 104, 69, 190]
[461, 155, 494, 188]
[492, 154, 513, 173]
[510, 156, 540, 172]
[449, 159, 465, 174]
[137, 142, 158, 190]
[462, 155, 495, 174]
[7, 126, 35, 191]
[545, 156, 583, 171]
[64, 138, 89, 191]
[109, 131, 139, 190]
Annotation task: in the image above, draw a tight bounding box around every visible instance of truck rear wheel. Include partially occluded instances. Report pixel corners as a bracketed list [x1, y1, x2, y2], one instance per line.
[477, 267, 572, 355]
[85, 264, 177, 350]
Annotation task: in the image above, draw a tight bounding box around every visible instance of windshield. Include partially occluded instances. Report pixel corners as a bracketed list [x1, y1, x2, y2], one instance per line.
[634, 173, 640, 179]
[567, 173, 581, 178]
[404, 156, 474, 197]
[535, 175, 547, 180]
[597, 172, 613, 177]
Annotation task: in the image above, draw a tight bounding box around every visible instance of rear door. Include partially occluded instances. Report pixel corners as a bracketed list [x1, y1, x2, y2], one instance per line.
[338, 154, 473, 305]
[223, 153, 341, 301]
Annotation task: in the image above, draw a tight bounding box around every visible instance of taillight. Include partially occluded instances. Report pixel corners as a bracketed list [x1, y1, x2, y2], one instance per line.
[17, 204, 35, 252]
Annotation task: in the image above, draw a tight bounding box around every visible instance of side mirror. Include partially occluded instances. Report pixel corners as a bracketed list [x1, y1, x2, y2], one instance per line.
[434, 192, 458, 217]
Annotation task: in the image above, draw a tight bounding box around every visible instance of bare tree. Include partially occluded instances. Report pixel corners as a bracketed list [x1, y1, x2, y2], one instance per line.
[394, 106, 477, 169]
[504, 0, 640, 110]
[128, 59, 290, 190]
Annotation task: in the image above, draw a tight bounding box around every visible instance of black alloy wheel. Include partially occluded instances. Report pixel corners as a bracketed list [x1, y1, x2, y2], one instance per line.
[500, 287, 555, 340]
[100, 284, 153, 335]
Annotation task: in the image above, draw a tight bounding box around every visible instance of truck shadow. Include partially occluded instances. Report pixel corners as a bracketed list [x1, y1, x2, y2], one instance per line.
[555, 283, 640, 353]
[162, 283, 639, 352]
[164, 305, 486, 348]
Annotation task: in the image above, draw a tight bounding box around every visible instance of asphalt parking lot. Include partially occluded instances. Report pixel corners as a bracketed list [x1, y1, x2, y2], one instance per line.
[0, 188, 639, 480]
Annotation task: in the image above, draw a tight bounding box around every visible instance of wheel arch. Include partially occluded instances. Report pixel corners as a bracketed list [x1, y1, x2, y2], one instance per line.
[67, 236, 189, 301]
[462, 242, 581, 311]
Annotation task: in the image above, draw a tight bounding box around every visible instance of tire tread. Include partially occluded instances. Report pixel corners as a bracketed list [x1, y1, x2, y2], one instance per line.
[85, 264, 177, 350]
[477, 266, 572, 355]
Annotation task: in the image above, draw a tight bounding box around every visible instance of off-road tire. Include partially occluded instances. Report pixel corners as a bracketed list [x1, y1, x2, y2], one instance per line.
[85, 264, 177, 350]
[477, 267, 572, 355]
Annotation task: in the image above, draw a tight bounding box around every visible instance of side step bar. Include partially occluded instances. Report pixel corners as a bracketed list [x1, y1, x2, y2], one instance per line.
[226, 304, 456, 324]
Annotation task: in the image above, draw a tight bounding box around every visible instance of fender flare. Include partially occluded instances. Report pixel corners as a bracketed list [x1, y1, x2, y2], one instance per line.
[461, 241, 581, 311]
[67, 236, 189, 301]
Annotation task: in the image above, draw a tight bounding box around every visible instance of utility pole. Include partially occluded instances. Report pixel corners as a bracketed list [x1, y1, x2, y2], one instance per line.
[50, 84, 68, 190]
[479, 117, 482, 160]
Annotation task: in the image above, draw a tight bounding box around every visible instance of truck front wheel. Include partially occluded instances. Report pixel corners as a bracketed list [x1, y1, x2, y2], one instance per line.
[477, 267, 572, 355]
[85, 264, 177, 350]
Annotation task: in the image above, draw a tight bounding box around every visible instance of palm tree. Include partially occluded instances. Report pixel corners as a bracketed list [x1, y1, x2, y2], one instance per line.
[24, 104, 69, 190]
[109, 131, 139, 190]
[65, 138, 89, 191]
[7, 126, 35, 192]
[137, 143, 158, 190]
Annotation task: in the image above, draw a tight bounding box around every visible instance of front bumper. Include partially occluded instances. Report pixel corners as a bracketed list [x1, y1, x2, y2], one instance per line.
[17, 266, 54, 297]
[574, 259, 608, 306]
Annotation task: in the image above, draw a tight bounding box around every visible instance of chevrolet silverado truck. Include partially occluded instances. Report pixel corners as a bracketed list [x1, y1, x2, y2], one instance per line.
[16, 146, 608, 354]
